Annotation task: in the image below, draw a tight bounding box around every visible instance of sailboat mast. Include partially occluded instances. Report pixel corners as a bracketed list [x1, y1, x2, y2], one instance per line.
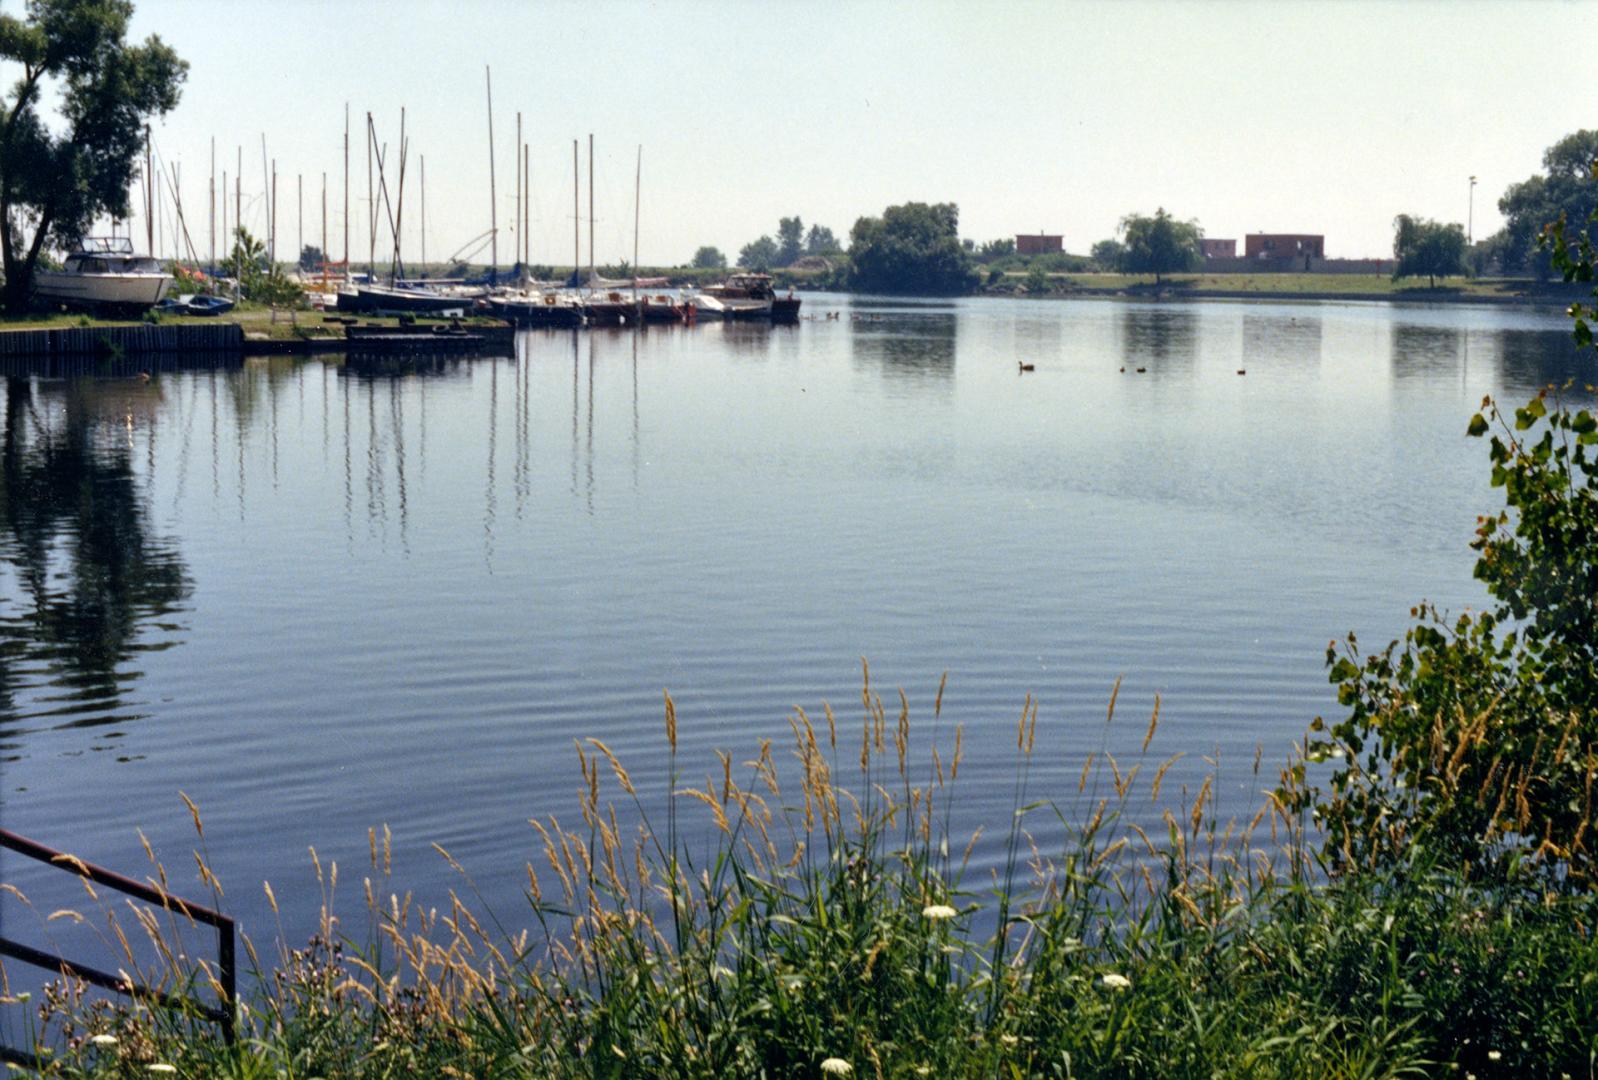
[366, 112, 375, 280]
[514, 111, 521, 271]
[420, 155, 426, 271]
[209, 137, 215, 269]
[144, 127, 153, 254]
[343, 103, 350, 274]
[572, 139, 578, 284]
[587, 133, 594, 285]
[633, 145, 640, 305]
[486, 66, 497, 282]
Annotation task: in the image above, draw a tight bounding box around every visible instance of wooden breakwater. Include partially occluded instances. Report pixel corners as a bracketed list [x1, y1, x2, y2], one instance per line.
[0, 322, 244, 357]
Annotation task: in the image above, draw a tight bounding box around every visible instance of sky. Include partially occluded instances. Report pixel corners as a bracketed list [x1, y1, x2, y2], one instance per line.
[36, 0, 1598, 267]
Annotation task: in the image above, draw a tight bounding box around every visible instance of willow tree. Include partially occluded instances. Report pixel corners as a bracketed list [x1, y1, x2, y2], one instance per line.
[0, 0, 186, 313]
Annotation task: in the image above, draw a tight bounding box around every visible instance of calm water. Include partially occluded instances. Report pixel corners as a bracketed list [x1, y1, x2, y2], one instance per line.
[0, 294, 1591, 961]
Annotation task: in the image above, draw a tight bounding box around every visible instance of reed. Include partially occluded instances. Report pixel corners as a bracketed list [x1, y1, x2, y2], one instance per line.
[7, 665, 1597, 1078]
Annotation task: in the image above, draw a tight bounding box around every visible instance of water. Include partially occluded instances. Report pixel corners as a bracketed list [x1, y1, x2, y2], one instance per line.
[0, 295, 1590, 966]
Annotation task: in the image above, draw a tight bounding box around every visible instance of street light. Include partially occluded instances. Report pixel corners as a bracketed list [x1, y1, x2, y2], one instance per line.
[1468, 175, 1478, 245]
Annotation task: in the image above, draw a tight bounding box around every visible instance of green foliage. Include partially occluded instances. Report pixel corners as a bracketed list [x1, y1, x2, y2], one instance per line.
[1024, 265, 1050, 295]
[25, 683, 1598, 1077]
[805, 224, 840, 256]
[1296, 189, 1598, 888]
[737, 234, 777, 271]
[1496, 129, 1598, 277]
[970, 238, 1015, 264]
[221, 227, 302, 306]
[1391, 214, 1467, 286]
[1118, 209, 1201, 283]
[691, 245, 727, 270]
[0, 0, 188, 312]
[777, 215, 804, 267]
[1091, 238, 1126, 271]
[297, 244, 325, 272]
[847, 201, 977, 296]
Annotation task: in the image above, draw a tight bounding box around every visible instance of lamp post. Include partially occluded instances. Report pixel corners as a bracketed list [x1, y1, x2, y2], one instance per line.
[1468, 175, 1477, 245]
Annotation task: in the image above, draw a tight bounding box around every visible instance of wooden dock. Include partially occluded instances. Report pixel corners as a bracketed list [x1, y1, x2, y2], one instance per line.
[0, 322, 244, 357]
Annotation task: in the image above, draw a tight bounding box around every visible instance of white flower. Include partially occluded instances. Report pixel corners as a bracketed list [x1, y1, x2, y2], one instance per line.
[820, 1059, 853, 1076]
[1487, 1051, 1502, 1062]
[1000, 1034, 1019, 1046]
[147, 1066, 177, 1075]
[921, 904, 957, 921]
[1101, 972, 1131, 990]
[90, 1034, 118, 1047]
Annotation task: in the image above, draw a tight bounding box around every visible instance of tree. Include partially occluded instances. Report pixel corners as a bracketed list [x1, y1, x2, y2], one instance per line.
[1293, 196, 1598, 888]
[221, 227, 300, 306]
[0, 0, 188, 313]
[776, 216, 804, 267]
[1090, 239, 1125, 272]
[1492, 130, 1598, 277]
[846, 201, 976, 296]
[1391, 214, 1466, 287]
[298, 244, 325, 272]
[737, 235, 778, 271]
[1024, 266, 1050, 295]
[805, 224, 840, 256]
[691, 245, 727, 270]
[1118, 209, 1200, 284]
[973, 238, 1015, 263]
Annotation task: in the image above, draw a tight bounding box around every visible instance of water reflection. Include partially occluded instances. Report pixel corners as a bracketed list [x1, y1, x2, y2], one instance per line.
[1492, 328, 1591, 395]
[0, 377, 191, 738]
[850, 311, 957, 384]
[1118, 308, 1197, 374]
[1242, 313, 1323, 369]
[1390, 323, 1463, 380]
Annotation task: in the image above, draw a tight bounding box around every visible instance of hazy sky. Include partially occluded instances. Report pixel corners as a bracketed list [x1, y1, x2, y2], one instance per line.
[93, 0, 1597, 267]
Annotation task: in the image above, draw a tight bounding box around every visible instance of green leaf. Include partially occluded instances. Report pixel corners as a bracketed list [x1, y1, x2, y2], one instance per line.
[1467, 413, 1490, 437]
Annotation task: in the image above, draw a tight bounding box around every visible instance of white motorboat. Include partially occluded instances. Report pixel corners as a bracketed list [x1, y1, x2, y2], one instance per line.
[33, 237, 172, 312]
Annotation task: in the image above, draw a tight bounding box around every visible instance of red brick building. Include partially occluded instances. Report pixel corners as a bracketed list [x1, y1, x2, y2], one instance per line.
[1016, 233, 1063, 255]
[1245, 233, 1324, 259]
[1200, 238, 1236, 259]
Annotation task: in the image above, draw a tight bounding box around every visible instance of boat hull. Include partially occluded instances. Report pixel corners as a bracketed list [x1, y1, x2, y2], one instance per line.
[34, 270, 172, 312]
[336, 286, 471, 317]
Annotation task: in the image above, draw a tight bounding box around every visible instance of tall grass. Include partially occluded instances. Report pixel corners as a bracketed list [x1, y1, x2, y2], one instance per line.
[6, 666, 1598, 1077]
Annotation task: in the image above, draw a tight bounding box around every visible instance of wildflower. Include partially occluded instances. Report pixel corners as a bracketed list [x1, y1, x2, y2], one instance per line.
[820, 1059, 853, 1075]
[1101, 973, 1131, 990]
[1487, 1051, 1502, 1062]
[922, 904, 957, 921]
[89, 1034, 118, 1048]
[1000, 1034, 1019, 1047]
[147, 1066, 177, 1074]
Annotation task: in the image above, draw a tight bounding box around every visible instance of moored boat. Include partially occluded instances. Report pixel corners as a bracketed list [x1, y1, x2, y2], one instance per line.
[700, 272, 800, 322]
[336, 283, 472, 317]
[33, 237, 172, 314]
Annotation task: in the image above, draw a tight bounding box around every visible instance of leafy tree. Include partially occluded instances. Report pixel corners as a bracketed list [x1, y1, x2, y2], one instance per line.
[805, 224, 840, 256]
[737, 235, 778, 271]
[1294, 191, 1598, 888]
[776, 216, 804, 267]
[973, 238, 1015, 263]
[0, 0, 188, 313]
[1391, 214, 1466, 287]
[1090, 239, 1125, 271]
[691, 245, 727, 270]
[1024, 266, 1050, 295]
[847, 201, 976, 296]
[221, 227, 300, 306]
[298, 244, 325, 272]
[1496, 129, 1598, 277]
[1118, 209, 1200, 284]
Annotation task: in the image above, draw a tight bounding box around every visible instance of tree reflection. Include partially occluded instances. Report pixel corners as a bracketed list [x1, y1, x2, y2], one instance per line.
[0, 377, 190, 731]
[1118, 308, 1197, 374]
[850, 311, 957, 384]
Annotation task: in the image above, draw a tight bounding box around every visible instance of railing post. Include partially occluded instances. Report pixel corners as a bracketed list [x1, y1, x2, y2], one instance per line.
[218, 916, 236, 1044]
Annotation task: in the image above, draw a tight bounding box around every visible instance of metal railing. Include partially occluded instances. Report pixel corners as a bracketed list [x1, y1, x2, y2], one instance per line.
[0, 828, 235, 1069]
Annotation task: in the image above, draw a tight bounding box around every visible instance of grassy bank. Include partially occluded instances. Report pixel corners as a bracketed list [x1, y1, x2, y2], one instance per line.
[5, 675, 1596, 1078]
[983, 271, 1581, 304]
